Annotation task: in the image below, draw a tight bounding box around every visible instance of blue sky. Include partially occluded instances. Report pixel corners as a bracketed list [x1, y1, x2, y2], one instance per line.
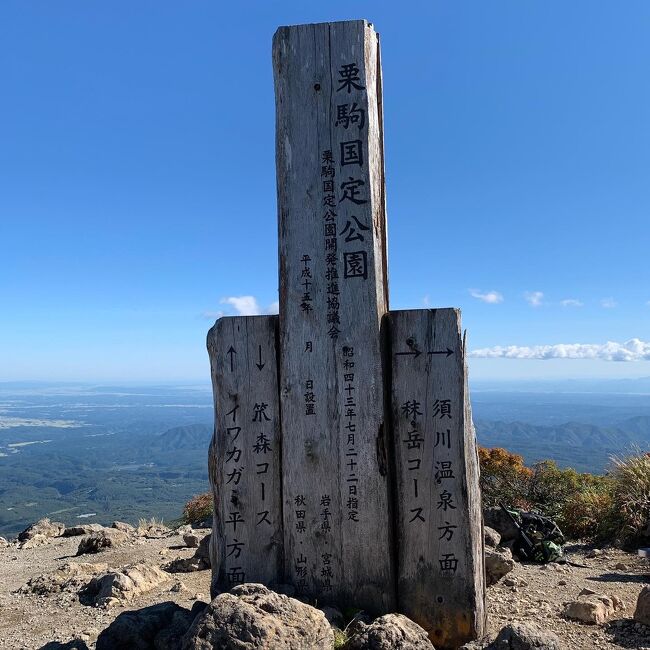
[1, 1, 649, 382]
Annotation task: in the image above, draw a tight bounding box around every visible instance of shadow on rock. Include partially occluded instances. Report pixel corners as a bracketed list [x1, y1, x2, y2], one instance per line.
[95, 601, 207, 650]
[38, 643, 89, 650]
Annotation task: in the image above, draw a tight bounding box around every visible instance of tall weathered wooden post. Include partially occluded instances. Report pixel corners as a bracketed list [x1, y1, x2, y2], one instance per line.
[273, 20, 394, 613]
[389, 309, 485, 647]
[208, 19, 486, 648]
[206, 316, 283, 595]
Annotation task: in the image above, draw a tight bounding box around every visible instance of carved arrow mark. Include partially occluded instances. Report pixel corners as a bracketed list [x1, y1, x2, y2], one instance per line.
[226, 346, 236, 372]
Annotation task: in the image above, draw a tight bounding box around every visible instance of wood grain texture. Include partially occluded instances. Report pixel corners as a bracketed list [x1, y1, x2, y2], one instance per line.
[273, 20, 394, 612]
[207, 316, 283, 596]
[389, 308, 486, 648]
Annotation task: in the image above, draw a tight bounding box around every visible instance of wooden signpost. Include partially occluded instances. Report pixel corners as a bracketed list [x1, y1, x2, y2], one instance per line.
[207, 19, 486, 647]
[206, 316, 283, 595]
[273, 20, 394, 613]
[389, 309, 485, 647]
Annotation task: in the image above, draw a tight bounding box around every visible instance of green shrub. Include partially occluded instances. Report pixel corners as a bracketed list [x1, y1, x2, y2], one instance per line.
[526, 461, 582, 520]
[609, 450, 650, 545]
[559, 483, 615, 541]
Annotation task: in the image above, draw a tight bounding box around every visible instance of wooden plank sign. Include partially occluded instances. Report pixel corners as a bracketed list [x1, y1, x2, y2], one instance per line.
[206, 316, 283, 596]
[273, 20, 394, 612]
[389, 308, 486, 648]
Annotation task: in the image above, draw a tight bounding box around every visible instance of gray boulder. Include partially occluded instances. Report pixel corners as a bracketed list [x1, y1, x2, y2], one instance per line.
[342, 613, 434, 649]
[84, 563, 171, 606]
[483, 507, 520, 543]
[181, 583, 333, 650]
[633, 585, 650, 626]
[485, 547, 515, 586]
[484, 526, 502, 548]
[96, 601, 196, 650]
[63, 524, 105, 537]
[563, 592, 624, 625]
[112, 521, 136, 534]
[183, 532, 200, 548]
[19, 562, 108, 595]
[18, 518, 65, 542]
[77, 528, 128, 555]
[489, 621, 562, 649]
[166, 533, 211, 573]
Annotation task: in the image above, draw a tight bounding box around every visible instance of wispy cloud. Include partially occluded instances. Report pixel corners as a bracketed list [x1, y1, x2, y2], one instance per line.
[470, 338, 650, 362]
[422, 294, 431, 307]
[601, 297, 617, 309]
[524, 291, 544, 307]
[201, 295, 280, 320]
[469, 289, 504, 304]
[201, 310, 225, 320]
[560, 299, 584, 307]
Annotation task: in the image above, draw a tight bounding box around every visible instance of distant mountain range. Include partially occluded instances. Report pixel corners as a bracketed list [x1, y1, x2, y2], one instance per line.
[151, 424, 212, 450]
[149, 419, 650, 475]
[475, 416, 650, 472]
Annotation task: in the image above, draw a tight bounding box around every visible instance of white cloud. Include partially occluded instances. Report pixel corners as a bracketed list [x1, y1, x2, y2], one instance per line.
[601, 298, 617, 309]
[203, 296, 280, 319]
[524, 291, 544, 307]
[560, 299, 583, 307]
[220, 296, 261, 316]
[422, 294, 431, 307]
[469, 289, 504, 304]
[470, 338, 650, 362]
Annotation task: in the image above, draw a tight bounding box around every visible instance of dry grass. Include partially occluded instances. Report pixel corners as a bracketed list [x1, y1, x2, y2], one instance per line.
[610, 449, 650, 542]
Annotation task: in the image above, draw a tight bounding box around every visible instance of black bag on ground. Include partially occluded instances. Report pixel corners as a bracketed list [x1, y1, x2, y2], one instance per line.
[499, 502, 565, 563]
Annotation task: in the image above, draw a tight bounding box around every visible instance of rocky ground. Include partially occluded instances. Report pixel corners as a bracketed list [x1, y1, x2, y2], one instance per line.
[0, 519, 648, 649]
[0, 522, 212, 649]
[484, 543, 649, 649]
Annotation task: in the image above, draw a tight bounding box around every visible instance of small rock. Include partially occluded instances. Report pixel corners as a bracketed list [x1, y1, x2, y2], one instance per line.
[342, 613, 434, 649]
[137, 521, 171, 539]
[634, 586, 650, 626]
[19, 533, 50, 549]
[586, 549, 603, 559]
[63, 524, 105, 537]
[484, 526, 502, 548]
[489, 621, 562, 649]
[18, 518, 65, 542]
[96, 601, 194, 649]
[84, 563, 171, 606]
[485, 547, 515, 586]
[558, 580, 567, 586]
[183, 533, 200, 548]
[77, 529, 128, 555]
[166, 534, 211, 573]
[0, 536, 9, 548]
[181, 583, 333, 649]
[483, 507, 520, 543]
[111, 521, 135, 534]
[615, 562, 628, 571]
[170, 580, 187, 593]
[563, 592, 624, 625]
[19, 562, 109, 595]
